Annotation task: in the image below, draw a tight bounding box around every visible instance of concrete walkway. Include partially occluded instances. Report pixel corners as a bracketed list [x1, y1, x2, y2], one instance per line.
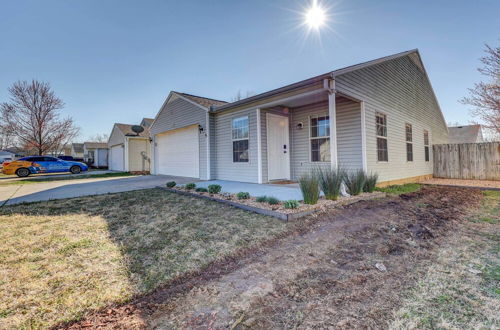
[0, 175, 198, 206]
[194, 180, 304, 200]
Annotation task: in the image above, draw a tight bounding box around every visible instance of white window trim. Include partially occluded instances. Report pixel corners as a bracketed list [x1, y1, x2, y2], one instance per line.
[405, 123, 413, 162]
[423, 129, 430, 162]
[309, 114, 331, 163]
[376, 112, 388, 163]
[232, 116, 249, 163]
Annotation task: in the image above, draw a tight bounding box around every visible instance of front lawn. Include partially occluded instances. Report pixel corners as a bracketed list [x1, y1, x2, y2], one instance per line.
[0, 171, 135, 185]
[376, 183, 422, 195]
[0, 189, 288, 328]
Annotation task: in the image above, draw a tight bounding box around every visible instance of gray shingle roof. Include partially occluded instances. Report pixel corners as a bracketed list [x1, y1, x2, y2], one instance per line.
[448, 125, 483, 143]
[115, 123, 150, 137]
[84, 142, 108, 149]
[177, 92, 227, 108]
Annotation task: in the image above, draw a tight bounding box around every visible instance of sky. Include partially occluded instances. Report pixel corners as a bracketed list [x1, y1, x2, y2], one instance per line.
[1, 0, 499, 141]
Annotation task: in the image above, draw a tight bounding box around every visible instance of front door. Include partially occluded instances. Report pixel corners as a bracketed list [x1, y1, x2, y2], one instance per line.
[267, 113, 290, 181]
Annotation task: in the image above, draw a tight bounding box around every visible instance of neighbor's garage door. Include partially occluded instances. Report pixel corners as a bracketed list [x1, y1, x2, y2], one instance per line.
[109, 144, 124, 171]
[156, 125, 199, 178]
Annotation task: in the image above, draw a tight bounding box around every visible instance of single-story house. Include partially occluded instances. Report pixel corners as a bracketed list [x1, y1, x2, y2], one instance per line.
[83, 142, 108, 168]
[0, 150, 15, 163]
[107, 118, 153, 172]
[71, 143, 84, 159]
[149, 49, 448, 186]
[448, 124, 483, 143]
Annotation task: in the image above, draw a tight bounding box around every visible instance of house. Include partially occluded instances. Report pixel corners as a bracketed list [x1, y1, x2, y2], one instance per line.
[71, 143, 84, 159]
[149, 49, 448, 186]
[107, 118, 153, 172]
[448, 124, 483, 143]
[83, 142, 108, 168]
[0, 150, 15, 163]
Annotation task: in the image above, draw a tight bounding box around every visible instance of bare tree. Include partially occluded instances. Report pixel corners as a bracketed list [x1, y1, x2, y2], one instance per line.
[0, 124, 14, 150]
[0, 80, 80, 155]
[88, 133, 109, 143]
[460, 43, 500, 134]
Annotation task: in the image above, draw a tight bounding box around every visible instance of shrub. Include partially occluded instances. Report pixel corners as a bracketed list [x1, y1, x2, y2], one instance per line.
[267, 197, 280, 205]
[316, 167, 345, 200]
[299, 173, 320, 205]
[207, 184, 222, 194]
[196, 187, 208, 192]
[344, 169, 366, 196]
[237, 192, 250, 200]
[166, 181, 176, 188]
[185, 183, 196, 190]
[256, 195, 268, 203]
[284, 200, 300, 209]
[363, 172, 378, 193]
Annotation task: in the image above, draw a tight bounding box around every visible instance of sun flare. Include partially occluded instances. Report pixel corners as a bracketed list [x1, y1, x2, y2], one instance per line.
[305, 0, 326, 30]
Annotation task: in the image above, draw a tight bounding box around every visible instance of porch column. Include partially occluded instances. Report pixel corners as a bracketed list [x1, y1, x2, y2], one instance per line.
[328, 79, 338, 169]
[256, 108, 263, 184]
[360, 101, 368, 171]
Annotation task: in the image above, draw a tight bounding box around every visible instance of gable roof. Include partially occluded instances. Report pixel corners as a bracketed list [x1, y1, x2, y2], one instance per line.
[448, 125, 483, 143]
[115, 123, 150, 138]
[176, 92, 227, 108]
[72, 143, 84, 153]
[140, 118, 154, 127]
[84, 142, 108, 149]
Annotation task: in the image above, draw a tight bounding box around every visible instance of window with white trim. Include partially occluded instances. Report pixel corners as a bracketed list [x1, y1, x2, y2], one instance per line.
[406, 123, 413, 162]
[424, 130, 430, 162]
[310, 115, 330, 162]
[232, 116, 249, 162]
[376, 112, 388, 161]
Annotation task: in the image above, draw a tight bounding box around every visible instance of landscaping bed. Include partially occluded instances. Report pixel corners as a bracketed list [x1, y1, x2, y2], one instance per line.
[163, 184, 385, 221]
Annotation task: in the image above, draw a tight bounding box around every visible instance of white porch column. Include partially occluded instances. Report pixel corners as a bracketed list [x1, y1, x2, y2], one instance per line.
[328, 79, 338, 169]
[256, 108, 263, 184]
[206, 112, 211, 180]
[124, 137, 129, 172]
[360, 101, 368, 172]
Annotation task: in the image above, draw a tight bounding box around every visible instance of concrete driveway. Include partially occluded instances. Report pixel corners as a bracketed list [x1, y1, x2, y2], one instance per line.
[0, 175, 199, 206]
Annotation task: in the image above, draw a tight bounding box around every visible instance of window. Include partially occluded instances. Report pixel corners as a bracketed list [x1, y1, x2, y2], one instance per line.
[232, 116, 249, 162]
[376, 112, 388, 161]
[406, 123, 413, 161]
[424, 130, 430, 162]
[310, 115, 330, 162]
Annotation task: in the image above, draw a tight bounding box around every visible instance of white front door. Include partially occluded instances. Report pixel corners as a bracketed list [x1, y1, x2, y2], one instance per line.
[267, 113, 290, 181]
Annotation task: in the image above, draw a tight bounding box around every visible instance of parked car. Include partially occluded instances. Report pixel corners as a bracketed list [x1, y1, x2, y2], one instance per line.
[1, 156, 89, 177]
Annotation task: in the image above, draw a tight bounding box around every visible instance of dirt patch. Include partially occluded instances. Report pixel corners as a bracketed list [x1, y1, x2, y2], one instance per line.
[423, 178, 500, 189]
[59, 186, 483, 329]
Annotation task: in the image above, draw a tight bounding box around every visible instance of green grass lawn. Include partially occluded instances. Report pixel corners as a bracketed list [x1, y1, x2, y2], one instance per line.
[391, 190, 499, 329]
[376, 183, 422, 195]
[0, 189, 289, 329]
[0, 172, 135, 185]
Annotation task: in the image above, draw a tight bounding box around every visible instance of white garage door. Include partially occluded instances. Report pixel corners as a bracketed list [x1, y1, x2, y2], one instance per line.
[109, 144, 124, 171]
[156, 125, 199, 178]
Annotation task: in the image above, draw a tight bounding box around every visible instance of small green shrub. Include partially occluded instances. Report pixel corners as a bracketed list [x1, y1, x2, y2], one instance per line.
[196, 187, 208, 192]
[207, 184, 222, 194]
[345, 169, 366, 196]
[267, 197, 280, 205]
[237, 192, 250, 200]
[284, 200, 300, 209]
[166, 181, 176, 188]
[316, 167, 345, 200]
[299, 173, 320, 205]
[256, 196, 268, 203]
[363, 172, 378, 193]
[185, 183, 196, 190]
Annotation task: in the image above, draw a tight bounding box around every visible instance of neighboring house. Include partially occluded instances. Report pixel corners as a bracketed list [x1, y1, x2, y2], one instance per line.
[107, 118, 152, 172]
[71, 143, 84, 159]
[0, 150, 15, 163]
[149, 49, 448, 186]
[448, 125, 484, 143]
[83, 142, 108, 168]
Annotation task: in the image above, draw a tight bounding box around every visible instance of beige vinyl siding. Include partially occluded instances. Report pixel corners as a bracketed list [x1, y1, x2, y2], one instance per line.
[335, 55, 447, 183]
[151, 94, 208, 179]
[336, 98, 363, 170]
[128, 138, 150, 172]
[213, 108, 258, 183]
[108, 125, 125, 147]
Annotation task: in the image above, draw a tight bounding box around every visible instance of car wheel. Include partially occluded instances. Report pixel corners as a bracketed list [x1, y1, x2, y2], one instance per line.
[70, 166, 82, 174]
[16, 168, 30, 177]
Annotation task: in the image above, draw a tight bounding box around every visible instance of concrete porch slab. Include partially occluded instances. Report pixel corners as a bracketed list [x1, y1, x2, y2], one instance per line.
[194, 180, 304, 201]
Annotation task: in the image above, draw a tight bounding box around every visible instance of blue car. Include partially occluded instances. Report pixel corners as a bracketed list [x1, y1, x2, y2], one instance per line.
[13, 156, 89, 177]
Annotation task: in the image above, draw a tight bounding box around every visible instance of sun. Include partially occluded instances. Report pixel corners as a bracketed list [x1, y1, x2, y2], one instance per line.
[305, 0, 326, 30]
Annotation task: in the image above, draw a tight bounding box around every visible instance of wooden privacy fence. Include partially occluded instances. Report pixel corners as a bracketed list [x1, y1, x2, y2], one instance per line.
[433, 142, 500, 180]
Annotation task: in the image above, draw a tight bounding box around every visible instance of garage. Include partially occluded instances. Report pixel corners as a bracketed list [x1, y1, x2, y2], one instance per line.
[156, 125, 199, 178]
[109, 144, 124, 171]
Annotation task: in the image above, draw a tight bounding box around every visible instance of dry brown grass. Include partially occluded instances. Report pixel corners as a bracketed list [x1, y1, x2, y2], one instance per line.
[391, 190, 500, 329]
[0, 188, 287, 329]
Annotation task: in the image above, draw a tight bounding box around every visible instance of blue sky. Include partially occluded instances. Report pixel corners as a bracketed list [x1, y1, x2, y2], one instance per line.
[1, 0, 499, 141]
